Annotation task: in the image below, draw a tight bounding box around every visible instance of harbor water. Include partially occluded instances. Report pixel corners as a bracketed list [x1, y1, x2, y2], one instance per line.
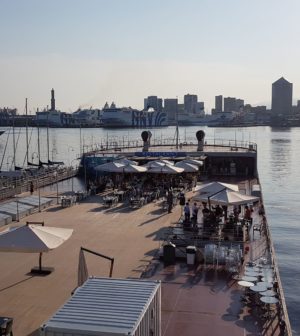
[0, 125, 299, 334]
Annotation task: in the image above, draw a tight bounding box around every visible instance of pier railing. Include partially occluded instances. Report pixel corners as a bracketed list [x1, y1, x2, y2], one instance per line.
[82, 137, 257, 155]
[0, 167, 78, 201]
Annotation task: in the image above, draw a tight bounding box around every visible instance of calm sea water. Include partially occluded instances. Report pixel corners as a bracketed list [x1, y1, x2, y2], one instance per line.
[0, 125, 299, 334]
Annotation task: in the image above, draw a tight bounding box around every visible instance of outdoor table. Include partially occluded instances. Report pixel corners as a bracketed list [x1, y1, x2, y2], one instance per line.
[245, 270, 260, 276]
[103, 196, 118, 208]
[238, 281, 254, 287]
[257, 281, 273, 288]
[241, 276, 257, 282]
[250, 285, 268, 292]
[260, 290, 276, 297]
[260, 296, 279, 304]
[114, 190, 126, 201]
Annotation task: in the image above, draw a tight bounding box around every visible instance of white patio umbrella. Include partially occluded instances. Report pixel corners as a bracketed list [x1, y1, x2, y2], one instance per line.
[94, 162, 126, 173]
[0, 224, 73, 273]
[144, 160, 174, 168]
[175, 161, 199, 172]
[95, 162, 147, 173]
[147, 164, 184, 174]
[181, 158, 204, 167]
[194, 181, 239, 193]
[194, 189, 260, 205]
[114, 158, 138, 165]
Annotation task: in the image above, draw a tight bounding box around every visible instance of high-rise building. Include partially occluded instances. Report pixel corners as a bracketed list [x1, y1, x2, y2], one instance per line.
[224, 97, 244, 112]
[184, 94, 198, 114]
[215, 95, 223, 113]
[144, 96, 163, 112]
[164, 98, 178, 122]
[50, 88, 56, 111]
[271, 77, 293, 115]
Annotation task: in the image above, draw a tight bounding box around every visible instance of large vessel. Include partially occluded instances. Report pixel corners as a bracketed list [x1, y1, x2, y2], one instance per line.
[101, 102, 168, 128]
[0, 130, 292, 335]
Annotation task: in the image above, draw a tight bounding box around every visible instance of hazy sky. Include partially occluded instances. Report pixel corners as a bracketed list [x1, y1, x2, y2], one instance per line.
[1, 0, 300, 113]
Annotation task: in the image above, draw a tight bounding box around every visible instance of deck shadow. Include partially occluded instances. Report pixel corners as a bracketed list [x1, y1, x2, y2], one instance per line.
[0, 275, 34, 292]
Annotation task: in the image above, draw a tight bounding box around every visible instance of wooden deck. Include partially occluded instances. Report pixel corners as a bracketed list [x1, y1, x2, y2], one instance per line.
[0, 179, 290, 336]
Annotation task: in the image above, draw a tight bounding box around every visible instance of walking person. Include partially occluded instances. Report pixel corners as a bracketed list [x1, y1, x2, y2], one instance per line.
[184, 201, 191, 223]
[167, 190, 173, 213]
[191, 202, 199, 228]
[179, 191, 186, 214]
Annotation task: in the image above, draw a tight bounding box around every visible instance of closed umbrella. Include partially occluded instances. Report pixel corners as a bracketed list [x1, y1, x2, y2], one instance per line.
[78, 248, 88, 287]
[175, 161, 199, 172]
[0, 224, 73, 274]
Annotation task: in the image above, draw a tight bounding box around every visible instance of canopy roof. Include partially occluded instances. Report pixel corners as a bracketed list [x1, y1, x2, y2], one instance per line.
[194, 189, 259, 205]
[147, 164, 184, 174]
[181, 158, 204, 167]
[194, 181, 239, 194]
[95, 162, 147, 173]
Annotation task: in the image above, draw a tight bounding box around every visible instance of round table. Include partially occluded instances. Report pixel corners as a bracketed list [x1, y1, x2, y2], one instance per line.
[238, 280, 255, 288]
[260, 296, 279, 304]
[245, 271, 260, 276]
[260, 290, 276, 297]
[241, 276, 257, 282]
[257, 281, 273, 288]
[250, 285, 268, 292]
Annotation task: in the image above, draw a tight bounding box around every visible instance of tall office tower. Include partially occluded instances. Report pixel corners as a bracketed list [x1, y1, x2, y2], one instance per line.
[215, 95, 223, 113]
[235, 99, 244, 111]
[224, 97, 236, 112]
[196, 102, 205, 116]
[271, 77, 293, 115]
[144, 96, 163, 112]
[184, 94, 198, 114]
[164, 98, 178, 122]
[50, 88, 56, 111]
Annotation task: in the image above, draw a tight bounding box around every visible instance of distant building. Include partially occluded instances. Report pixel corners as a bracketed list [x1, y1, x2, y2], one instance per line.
[196, 102, 205, 117]
[164, 98, 178, 123]
[215, 95, 223, 113]
[271, 77, 293, 115]
[224, 97, 244, 112]
[144, 96, 163, 112]
[184, 94, 198, 114]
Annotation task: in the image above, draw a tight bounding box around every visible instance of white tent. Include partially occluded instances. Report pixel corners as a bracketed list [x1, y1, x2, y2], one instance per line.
[194, 189, 260, 205]
[0, 224, 73, 273]
[175, 161, 199, 172]
[147, 164, 184, 174]
[194, 181, 239, 194]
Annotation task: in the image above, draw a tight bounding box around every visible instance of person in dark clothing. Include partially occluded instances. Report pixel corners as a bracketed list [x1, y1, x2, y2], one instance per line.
[30, 181, 34, 195]
[184, 202, 191, 223]
[179, 191, 186, 214]
[167, 191, 173, 213]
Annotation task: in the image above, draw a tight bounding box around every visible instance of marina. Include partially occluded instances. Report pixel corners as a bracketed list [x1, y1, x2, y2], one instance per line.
[0, 129, 294, 335]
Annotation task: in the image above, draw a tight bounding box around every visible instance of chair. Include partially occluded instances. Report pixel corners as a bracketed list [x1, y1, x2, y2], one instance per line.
[1, 319, 13, 336]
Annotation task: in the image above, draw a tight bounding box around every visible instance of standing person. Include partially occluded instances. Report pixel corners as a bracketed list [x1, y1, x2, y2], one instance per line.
[179, 191, 186, 214]
[184, 201, 191, 223]
[167, 190, 173, 213]
[244, 205, 252, 223]
[30, 181, 34, 195]
[192, 202, 199, 227]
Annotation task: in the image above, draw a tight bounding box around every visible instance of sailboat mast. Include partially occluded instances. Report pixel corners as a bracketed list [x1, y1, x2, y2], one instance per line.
[37, 109, 41, 165]
[175, 99, 179, 149]
[47, 113, 50, 163]
[25, 98, 29, 166]
[12, 113, 16, 169]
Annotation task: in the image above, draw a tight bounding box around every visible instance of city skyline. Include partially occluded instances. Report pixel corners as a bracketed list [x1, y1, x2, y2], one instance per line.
[1, 0, 300, 113]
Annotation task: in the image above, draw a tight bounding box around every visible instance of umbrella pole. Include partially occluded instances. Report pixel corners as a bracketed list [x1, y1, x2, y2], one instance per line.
[39, 252, 42, 271]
